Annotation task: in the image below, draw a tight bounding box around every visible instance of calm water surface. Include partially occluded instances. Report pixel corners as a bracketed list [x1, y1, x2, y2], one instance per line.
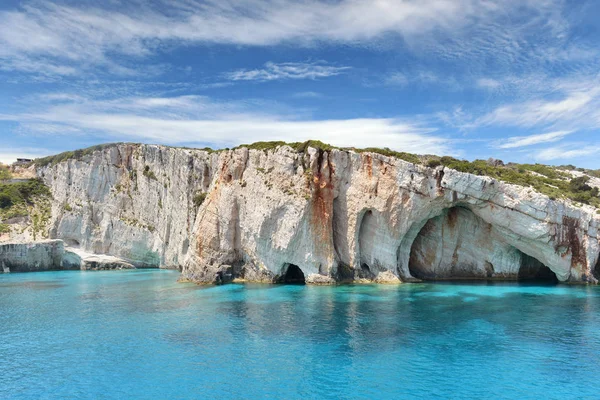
[1, 269, 600, 399]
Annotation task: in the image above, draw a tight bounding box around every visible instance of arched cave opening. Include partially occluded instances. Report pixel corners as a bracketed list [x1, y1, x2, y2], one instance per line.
[280, 263, 306, 284]
[408, 206, 559, 283]
[357, 210, 380, 277]
[358, 210, 375, 266]
[517, 252, 558, 283]
[594, 254, 600, 281]
[408, 207, 461, 280]
[64, 238, 81, 247]
[361, 263, 371, 274]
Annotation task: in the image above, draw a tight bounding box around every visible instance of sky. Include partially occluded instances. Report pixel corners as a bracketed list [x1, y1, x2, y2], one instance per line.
[0, 0, 599, 168]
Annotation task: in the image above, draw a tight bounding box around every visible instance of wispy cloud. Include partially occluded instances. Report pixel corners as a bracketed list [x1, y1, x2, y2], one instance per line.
[534, 144, 600, 161]
[0, 0, 573, 77]
[292, 91, 324, 99]
[0, 148, 52, 164]
[476, 78, 501, 90]
[472, 82, 600, 130]
[495, 130, 574, 149]
[225, 62, 350, 82]
[384, 72, 410, 87]
[1, 94, 454, 155]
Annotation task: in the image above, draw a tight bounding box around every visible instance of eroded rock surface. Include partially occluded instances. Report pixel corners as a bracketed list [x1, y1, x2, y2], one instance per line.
[7, 143, 599, 284]
[0, 240, 67, 272]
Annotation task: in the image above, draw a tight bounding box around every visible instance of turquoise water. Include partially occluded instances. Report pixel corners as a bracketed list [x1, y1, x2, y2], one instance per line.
[1, 270, 600, 399]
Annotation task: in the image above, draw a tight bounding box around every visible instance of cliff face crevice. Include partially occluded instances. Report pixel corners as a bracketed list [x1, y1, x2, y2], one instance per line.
[25, 143, 600, 284]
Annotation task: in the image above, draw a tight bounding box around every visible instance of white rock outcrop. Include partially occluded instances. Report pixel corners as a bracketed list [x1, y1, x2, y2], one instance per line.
[23, 143, 600, 284]
[0, 239, 134, 273]
[0, 240, 67, 272]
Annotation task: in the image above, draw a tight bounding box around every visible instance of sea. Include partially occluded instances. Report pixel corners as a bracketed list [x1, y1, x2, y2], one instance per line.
[1, 269, 599, 399]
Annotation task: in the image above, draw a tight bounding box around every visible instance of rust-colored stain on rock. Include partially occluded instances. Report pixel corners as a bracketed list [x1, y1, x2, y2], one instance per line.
[310, 150, 335, 260]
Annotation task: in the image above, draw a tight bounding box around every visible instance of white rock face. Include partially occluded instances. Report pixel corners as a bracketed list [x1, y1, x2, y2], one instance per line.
[0, 239, 134, 272]
[64, 247, 135, 270]
[29, 143, 600, 284]
[0, 240, 66, 272]
[37, 144, 213, 269]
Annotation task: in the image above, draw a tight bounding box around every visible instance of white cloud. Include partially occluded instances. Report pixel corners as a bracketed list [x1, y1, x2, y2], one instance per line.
[384, 72, 409, 87]
[225, 62, 350, 82]
[0, 0, 571, 76]
[292, 91, 324, 99]
[1, 95, 454, 155]
[477, 78, 501, 90]
[534, 145, 600, 161]
[0, 148, 52, 165]
[475, 86, 600, 129]
[496, 130, 574, 149]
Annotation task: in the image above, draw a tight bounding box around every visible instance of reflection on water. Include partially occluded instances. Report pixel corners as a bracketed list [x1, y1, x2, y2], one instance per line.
[1, 270, 600, 399]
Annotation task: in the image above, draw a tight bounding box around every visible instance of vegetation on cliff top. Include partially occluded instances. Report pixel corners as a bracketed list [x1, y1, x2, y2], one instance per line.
[0, 179, 53, 239]
[30, 140, 600, 208]
[0, 163, 12, 180]
[0, 179, 51, 210]
[33, 143, 126, 167]
[425, 156, 600, 208]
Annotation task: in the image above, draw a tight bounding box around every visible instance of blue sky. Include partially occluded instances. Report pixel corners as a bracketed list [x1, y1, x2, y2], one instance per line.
[1, 0, 599, 168]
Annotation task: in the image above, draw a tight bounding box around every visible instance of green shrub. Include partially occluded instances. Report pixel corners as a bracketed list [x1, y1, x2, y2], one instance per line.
[34, 143, 124, 167]
[193, 192, 207, 208]
[569, 176, 593, 192]
[426, 159, 442, 168]
[0, 224, 10, 234]
[0, 179, 51, 210]
[0, 164, 11, 180]
[236, 141, 289, 151]
[354, 147, 421, 164]
[143, 166, 158, 180]
[0, 193, 13, 208]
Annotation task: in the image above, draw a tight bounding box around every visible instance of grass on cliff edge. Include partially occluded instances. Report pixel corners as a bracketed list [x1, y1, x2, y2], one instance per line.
[234, 141, 600, 207]
[33, 143, 127, 167]
[0, 179, 51, 210]
[0, 163, 11, 180]
[29, 140, 600, 208]
[0, 179, 52, 239]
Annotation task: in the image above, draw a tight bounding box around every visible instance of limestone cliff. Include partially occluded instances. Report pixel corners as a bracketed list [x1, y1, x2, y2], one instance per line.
[10, 143, 600, 284]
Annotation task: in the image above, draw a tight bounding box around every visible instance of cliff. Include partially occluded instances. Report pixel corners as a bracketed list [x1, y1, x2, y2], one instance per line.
[3, 142, 600, 284]
[0, 240, 66, 272]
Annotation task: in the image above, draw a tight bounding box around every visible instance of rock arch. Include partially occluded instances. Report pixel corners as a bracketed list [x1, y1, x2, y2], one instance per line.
[407, 206, 558, 282]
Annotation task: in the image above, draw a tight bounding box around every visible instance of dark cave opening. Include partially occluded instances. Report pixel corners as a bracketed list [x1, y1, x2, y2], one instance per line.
[593, 253, 600, 281]
[280, 263, 306, 285]
[358, 263, 375, 279]
[361, 263, 371, 274]
[518, 252, 558, 284]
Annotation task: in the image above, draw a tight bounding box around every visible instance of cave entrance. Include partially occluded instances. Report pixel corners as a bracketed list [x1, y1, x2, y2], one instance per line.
[518, 252, 558, 284]
[408, 206, 559, 283]
[280, 263, 306, 285]
[594, 254, 600, 281]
